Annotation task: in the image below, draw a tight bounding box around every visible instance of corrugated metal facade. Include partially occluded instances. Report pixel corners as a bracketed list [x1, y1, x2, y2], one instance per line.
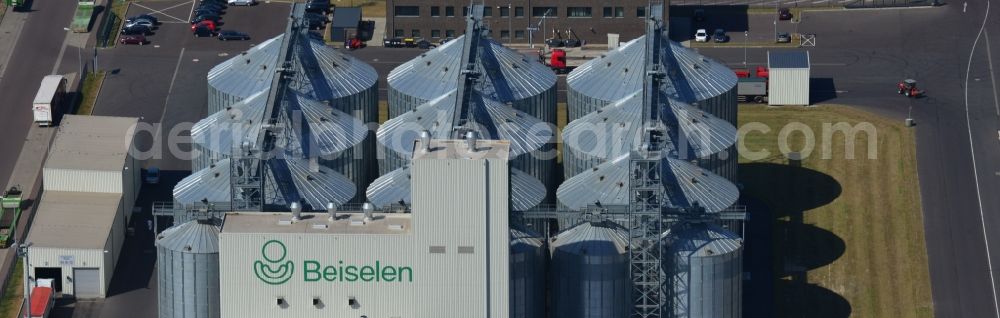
[411, 143, 511, 318]
[664, 223, 743, 318]
[43, 116, 140, 220]
[157, 220, 221, 318]
[767, 51, 811, 106]
[767, 67, 810, 106]
[510, 227, 546, 318]
[549, 221, 631, 318]
[27, 194, 126, 298]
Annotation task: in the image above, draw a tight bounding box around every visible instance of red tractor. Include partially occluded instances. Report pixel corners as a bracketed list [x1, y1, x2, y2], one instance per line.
[897, 79, 925, 98]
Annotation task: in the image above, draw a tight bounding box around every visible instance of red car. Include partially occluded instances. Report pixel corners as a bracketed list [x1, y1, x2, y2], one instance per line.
[119, 34, 146, 45]
[191, 20, 216, 32]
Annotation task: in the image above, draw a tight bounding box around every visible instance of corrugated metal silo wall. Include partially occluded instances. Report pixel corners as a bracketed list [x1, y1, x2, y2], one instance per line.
[380, 87, 429, 176]
[691, 87, 739, 183]
[510, 240, 547, 318]
[666, 245, 743, 318]
[564, 87, 614, 180]
[510, 86, 558, 203]
[157, 247, 221, 318]
[388, 86, 429, 119]
[191, 144, 227, 173]
[320, 83, 379, 204]
[550, 248, 631, 318]
[207, 84, 245, 116]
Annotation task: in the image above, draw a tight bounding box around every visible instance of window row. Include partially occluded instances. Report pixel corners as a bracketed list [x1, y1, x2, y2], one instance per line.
[394, 6, 647, 18]
[393, 29, 528, 39]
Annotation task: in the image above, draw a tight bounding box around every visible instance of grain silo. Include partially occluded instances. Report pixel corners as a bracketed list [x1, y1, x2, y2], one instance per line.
[156, 219, 221, 318]
[198, 32, 379, 200]
[565, 35, 738, 182]
[371, 89, 551, 211]
[173, 158, 356, 212]
[366, 163, 546, 211]
[385, 22, 558, 199]
[510, 227, 546, 318]
[549, 221, 631, 318]
[663, 222, 743, 318]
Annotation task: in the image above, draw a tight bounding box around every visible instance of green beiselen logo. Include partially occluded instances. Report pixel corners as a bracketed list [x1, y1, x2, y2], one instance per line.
[254, 240, 295, 285]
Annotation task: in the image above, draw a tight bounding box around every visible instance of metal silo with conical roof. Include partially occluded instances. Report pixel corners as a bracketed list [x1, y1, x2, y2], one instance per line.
[369, 7, 553, 210]
[156, 219, 221, 318]
[663, 222, 743, 318]
[510, 226, 546, 318]
[189, 29, 378, 205]
[565, 35, 738, 183]
[385, 26, 558, 199]
[549, 221, 631, 318]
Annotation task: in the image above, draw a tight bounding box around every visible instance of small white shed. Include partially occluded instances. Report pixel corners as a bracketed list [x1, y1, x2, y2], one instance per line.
[767, 51, 811, 106]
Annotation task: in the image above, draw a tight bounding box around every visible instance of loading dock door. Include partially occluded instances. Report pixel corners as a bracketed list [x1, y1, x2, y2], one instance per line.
[73, 268, 101, 298]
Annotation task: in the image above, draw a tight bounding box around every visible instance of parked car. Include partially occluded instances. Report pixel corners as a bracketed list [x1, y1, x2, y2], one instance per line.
[193, 8, 223, 16]
[126, 14, 159, 25]
[124, 18, 155, 29]
[713, 29, 728, 43]
[778, 8, 792, 20]
[776, 32, 791, 43]
[218, 30, 250, 41]
[693, 9, 706, 22]
[417, 39, 434, 49]
[122, 25, 152, 35]
[191, 20, 216, 32]
[193, 25, 215, 37]
[383, 37, 403, 47]
[119, 34, 147, 45]
[144, 167, 160, 184]
[305, 0, 330, 13]
[694, 29, 708, 42]
[190, 14, 221, 24]
[439, 37, 455, 45]
[228, 0, 256, 5]
[198, 2, 226, 10]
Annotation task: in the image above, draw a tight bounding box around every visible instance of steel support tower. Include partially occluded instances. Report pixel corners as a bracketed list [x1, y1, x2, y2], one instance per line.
[230, 4, 306, 211]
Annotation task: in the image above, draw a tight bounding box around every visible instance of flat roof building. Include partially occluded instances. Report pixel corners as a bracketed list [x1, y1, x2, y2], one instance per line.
[27, 115, 140, 298]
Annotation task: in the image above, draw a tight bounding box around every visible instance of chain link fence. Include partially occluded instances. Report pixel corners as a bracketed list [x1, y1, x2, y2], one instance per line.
[95, 0, 120, 47]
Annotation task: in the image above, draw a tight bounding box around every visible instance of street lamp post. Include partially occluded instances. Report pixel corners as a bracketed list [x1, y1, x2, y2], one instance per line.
[507, 3, 512, 44]
[15, 241, 31, 318]
[743, 31, 748, 66]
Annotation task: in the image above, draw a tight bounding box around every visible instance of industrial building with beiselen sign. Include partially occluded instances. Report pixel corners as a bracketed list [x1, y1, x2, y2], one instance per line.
[767, 50, 811, 106]
[217, 139, 511, 318]
[26, 115, 140, 298]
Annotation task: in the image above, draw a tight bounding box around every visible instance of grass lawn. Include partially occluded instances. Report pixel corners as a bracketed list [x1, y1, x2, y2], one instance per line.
[0, 259, 23, 318]
[77, 71, 107, 115]
[738, 105, 933, 317]
[107, 0, 131, 47]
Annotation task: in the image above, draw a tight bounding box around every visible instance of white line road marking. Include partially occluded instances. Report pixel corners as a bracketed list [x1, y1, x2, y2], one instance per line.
[131, 1, 192, 23]
[963, 0, 1000, 315]
[51, 30, 72, 75]
[152, 48, 186, 160]
[187, 0, 197, 22]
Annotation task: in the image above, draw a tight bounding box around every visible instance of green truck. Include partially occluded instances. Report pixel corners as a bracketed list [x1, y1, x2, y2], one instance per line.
[0, 186, 23, 248]
[70, 0, 96, 33]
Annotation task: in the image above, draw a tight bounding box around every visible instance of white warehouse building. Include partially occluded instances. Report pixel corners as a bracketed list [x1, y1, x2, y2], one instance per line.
[27, 115, 140, 298]
[218, 139, 512, 318]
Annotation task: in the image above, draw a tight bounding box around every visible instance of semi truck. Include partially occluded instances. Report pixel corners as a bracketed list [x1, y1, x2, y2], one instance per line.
[734, 66, 769, 103]
[32, 75, 67, 127]
[28, 279, 55, 318]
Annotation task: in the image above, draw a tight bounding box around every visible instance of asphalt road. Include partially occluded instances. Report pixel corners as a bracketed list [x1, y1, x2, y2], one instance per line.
[0, 0, 78, 192]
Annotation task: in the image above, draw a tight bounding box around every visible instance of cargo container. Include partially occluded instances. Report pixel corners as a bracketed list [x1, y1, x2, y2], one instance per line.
[32, 75, 67, 127]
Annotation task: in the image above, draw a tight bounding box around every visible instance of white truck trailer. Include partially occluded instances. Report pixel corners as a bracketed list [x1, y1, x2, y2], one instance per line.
[32, 75, 67, 127]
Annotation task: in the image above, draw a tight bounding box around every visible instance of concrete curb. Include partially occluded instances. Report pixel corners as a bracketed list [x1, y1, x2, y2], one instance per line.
[88, 72, 108, 115]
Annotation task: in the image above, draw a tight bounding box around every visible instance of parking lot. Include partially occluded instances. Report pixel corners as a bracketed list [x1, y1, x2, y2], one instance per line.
[97, 0, 293, 172]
